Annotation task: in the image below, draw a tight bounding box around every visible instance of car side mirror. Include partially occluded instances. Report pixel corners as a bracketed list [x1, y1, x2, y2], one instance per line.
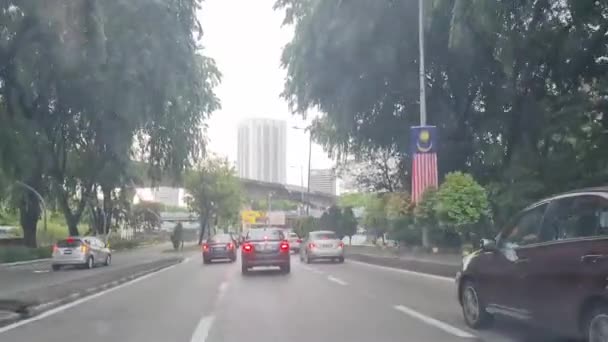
[480, 238, 497, 251]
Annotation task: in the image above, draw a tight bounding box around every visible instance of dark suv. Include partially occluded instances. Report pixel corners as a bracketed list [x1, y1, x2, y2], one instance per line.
[456, 187, 608, 340]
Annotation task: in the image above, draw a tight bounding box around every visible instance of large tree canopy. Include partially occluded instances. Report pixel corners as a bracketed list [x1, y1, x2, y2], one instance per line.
[0, 0, 220, 245]
[277, 0, 608, 223]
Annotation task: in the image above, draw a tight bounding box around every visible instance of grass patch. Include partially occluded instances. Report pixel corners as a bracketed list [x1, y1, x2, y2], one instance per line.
[108, 239, 139, 251]
[0, 246, 52, 263]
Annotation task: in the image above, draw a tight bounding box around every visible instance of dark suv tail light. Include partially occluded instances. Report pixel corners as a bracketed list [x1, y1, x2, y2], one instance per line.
[242, 243, 253, 252]
[202, 244, 209, 251]
[227, 243, 234, 249]
[297, 239, 302, 243]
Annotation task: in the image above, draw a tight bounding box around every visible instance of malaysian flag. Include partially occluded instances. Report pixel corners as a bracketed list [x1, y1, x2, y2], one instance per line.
[411, 126, 438, 203]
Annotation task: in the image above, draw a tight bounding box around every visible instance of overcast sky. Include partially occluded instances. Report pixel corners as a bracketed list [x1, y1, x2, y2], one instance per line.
[199, 0, 334, 187]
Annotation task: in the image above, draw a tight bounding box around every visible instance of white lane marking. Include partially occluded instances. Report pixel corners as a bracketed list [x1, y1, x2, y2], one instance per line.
[0, 261, 182, 334]
[33, 270, 50, 273]
[347, 260, 454, 283]
[217, 281, 229, 301]
[190, 315, 215, 342]
[327, 275, 348, 286]
[393, 305, 476, 339]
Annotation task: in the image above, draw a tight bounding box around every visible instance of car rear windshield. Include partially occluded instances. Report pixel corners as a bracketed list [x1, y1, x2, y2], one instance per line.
[311, 232, 336, 240]
[209, 234, 232, 243]
[288, 232, 298, 238]
[57, 239, 82, 248]
[247, 229, 284, 241]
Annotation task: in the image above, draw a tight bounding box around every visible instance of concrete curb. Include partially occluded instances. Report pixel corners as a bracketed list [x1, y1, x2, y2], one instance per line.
[0, 312, 20, 326]
[346, 252, 460, 278]
[0, 257, 183, 327]
[0, 258, 52, 267]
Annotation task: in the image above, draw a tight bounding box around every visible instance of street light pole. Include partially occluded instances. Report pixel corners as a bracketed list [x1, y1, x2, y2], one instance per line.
[418, 0, 427, 126]
[306, 132, 312, 216]
[14, 181, 47, 232]
[292, 125, 313, 216]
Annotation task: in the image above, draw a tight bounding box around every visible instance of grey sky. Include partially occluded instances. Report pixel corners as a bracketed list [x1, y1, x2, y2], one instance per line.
[199, 0, 333, 186]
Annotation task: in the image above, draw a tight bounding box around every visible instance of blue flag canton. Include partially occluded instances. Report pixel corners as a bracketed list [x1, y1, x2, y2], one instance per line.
[410, 126, 438, 154]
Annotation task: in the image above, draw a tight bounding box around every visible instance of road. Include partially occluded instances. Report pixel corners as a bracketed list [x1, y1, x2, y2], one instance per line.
[0, 252, 558, 342]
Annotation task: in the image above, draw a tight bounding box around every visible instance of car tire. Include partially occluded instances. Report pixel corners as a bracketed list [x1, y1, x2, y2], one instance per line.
[280, 264, 291, 274]
[305, 254, 312, 264]
[104, 255, 111, 266]
[52, 264, 61, 271]
[460, 279, 493, 329]
[338, 257, 345, 263]
[85, 256, 94, 269]
[584, 304, 608, 342]
[203, 258, 210, 264]
[241, 263, 249, 275]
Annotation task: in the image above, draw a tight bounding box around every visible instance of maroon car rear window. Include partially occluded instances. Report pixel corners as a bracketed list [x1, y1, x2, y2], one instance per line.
[209, 234, 232, 243]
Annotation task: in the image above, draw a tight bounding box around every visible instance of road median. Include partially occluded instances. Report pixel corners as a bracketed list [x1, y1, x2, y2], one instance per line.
[345, 245, 461, 279]
[0, 256, 183, 327]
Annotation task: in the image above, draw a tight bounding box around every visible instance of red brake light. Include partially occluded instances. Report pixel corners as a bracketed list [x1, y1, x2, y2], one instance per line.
[297, 239, 302, 243]
[227, 243, 233, 249]
[338, 242, 344, 248]
[202, 243, 209, 251]
[66, 237, 74, 243]
[280, 241, 289, 252]
[243, 243, 253, 252]
[309, 243, 316, 249]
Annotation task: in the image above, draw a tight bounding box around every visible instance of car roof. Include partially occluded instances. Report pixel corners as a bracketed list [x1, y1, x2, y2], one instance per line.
[523, 186, 608, 211]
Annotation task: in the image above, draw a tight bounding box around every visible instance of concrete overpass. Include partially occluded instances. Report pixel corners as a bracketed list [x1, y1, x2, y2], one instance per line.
[238, 178, 336, 210]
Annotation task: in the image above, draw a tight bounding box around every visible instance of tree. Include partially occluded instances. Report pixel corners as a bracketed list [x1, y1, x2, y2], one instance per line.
[340, 207, 358, 245]
[276, 0, 608, 226]
[435, 172, 491, 246]
[184, 156, 242, 244]
[0, 0, 220, 241]
[319, 205, 343, 237]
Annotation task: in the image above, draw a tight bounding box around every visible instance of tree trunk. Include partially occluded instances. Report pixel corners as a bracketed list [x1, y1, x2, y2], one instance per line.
[349, 235, 352, 245]
[66, 215, 79, 236]
[198, 214, 209, 245]
[19, 192, 40, 248]
[102, 186, 113, 235]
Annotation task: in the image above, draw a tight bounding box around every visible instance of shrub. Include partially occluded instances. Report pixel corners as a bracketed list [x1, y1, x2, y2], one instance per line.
[435, 172, 492, 244]
[107, 238, 139, 251]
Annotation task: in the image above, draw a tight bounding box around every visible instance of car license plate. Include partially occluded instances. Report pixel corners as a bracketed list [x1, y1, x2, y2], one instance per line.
[63, 250, 72, 255]
[213, 247, 224, 252]
[322, 244, 332, 248]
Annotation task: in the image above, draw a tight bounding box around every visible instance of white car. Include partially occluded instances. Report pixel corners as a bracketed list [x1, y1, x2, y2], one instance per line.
[300, 230, 344, 263]
[286, 231, 302, 252]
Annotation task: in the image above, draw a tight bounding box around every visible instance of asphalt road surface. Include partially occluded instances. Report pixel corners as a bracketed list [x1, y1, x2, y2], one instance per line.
[0, 252, 561, 342]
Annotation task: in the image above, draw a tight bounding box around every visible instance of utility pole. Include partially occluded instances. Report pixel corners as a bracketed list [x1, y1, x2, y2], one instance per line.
[418, 0, 427, 127]
[306, 132, 312, 216]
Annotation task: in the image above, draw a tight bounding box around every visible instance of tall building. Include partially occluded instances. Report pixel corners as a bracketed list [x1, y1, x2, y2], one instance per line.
[309, 169, 337, 195]
[237, 118, 287, 183]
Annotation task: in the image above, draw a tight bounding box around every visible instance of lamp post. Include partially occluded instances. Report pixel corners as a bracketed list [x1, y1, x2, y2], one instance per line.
[14, 181, 47, 232]
[292, 126, 312, 215]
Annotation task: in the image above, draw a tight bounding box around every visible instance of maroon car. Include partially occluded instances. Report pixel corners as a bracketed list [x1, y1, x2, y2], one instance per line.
[202, 234, 237, 264]
[456, 187, 608, 341]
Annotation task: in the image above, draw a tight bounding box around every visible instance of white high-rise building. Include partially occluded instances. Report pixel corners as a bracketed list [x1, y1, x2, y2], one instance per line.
[237, 118, 287, 184]
[309, 169, 337, 195]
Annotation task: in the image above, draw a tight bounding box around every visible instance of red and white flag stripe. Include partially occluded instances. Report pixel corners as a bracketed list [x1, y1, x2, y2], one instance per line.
[411, 153, 438, 204]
